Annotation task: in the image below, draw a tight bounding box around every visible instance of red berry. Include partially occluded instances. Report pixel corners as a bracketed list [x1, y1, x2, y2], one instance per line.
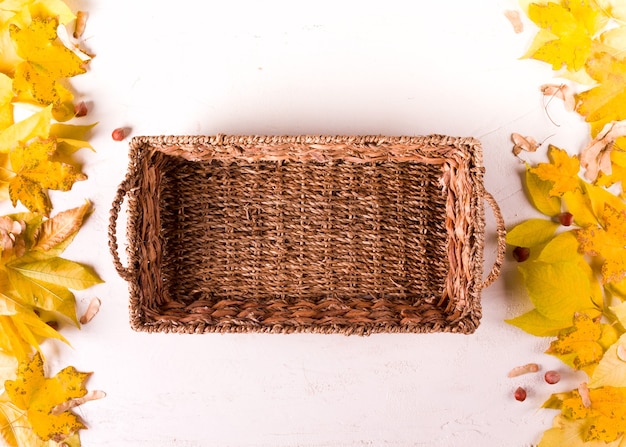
[514, 386, 527, 402]
[544, 370, 561, 384]
[558, 212, 574, 227]
[74, 101, 88, 117]
[512, 246, 530, 262]
[112, 127, 127, 141]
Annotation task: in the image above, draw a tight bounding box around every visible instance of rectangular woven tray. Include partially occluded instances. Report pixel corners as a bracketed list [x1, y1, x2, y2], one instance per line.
[109, 135, 504, 335]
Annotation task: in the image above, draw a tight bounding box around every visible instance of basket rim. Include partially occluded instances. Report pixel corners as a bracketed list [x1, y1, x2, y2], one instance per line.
[110, 134, 488, 335]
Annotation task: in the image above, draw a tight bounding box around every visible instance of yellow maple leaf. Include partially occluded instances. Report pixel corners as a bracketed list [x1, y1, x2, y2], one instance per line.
[576, 52, 626, 131]
[2, 352, 96, 442]
[8, 138, 86, 216]
[9, 17, 86, 121]
[524, 0, 609, 71]
[577, 203, 626, 284]
[530, 145, 582, 196]
[547, 313, 604, 376]
[560, 386, 626, 442]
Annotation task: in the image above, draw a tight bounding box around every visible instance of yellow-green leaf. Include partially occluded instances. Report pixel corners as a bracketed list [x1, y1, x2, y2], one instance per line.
[506, 218, 560, 247]
[50, 122, 96, 155]
[525, 167, 562, 216]
[0, 106, 51, 153]
[9, 257, 102, 291]
[562, 189, 598, 227]
[537, 231, 580, 263]
[506, 308, 572, 337]
[519, 260, 597, 321]
[6, 267, 77, 324]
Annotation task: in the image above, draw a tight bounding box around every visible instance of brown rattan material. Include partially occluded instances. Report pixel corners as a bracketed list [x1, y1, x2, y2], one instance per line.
[109, 135, 505, 335]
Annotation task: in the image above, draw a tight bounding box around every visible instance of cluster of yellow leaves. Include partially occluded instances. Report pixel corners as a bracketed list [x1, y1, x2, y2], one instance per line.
[523, 0, 626, 197]
[0, 352, 103, 445]
[506, 146, 626, 445]
[0, 2, 103, 446]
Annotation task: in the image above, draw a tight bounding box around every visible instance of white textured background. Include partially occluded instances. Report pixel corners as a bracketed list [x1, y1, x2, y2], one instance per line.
[21, 0, 594, 445]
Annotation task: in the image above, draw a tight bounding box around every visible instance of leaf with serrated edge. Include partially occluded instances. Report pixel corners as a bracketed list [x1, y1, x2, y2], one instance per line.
[4, 352, 92, 442]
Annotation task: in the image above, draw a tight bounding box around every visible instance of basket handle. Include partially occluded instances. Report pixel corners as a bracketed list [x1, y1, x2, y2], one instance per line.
[108, 176, 134, 282]
[482, 190, 506, 289]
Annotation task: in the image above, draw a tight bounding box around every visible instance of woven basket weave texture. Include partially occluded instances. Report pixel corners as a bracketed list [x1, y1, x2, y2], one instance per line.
[109, 135, 504, 335]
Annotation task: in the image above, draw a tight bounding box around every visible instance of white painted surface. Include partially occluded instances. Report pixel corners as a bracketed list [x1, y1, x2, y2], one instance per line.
[20, 0, 594, 445]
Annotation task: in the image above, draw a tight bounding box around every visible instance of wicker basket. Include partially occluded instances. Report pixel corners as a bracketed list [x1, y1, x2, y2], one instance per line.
[109, 135, 505, 335]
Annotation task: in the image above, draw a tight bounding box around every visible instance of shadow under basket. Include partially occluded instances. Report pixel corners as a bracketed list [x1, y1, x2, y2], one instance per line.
[109, 135, 505, 335]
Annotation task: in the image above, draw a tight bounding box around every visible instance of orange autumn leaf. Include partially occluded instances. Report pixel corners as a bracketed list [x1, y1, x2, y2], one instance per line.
[2, 352, 102, 443]
[576, 52, 626, 131]
[529, 145, 581, 196]
[546, 313, 604, 376]
[9, 17, 87, 121]
[577, 203, 626, 284]
[523, 0, 609, 71]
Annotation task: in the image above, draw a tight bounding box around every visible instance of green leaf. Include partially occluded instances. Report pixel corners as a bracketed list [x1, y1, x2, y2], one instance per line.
[8, 257, 102, 291]
[525, 167, 562, 216]
[506, 218, 560, 247]
[506, 309, 572, 336]
[519, 260, 597, 321]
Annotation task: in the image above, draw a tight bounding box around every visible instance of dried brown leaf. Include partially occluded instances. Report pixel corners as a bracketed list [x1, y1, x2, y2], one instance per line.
[579, 382, 592, 408]
[512, 133, 539, 155]
[504, 10, 524, 33]
[33, 201, 91, 252]
[51, 390, 106, 416]
[79, 297, 100, 325]
[581, 121, 626, 181]
[73, 11, 88, 39]
[541, 83, 575, 112]
[507, 362, 540, 377]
